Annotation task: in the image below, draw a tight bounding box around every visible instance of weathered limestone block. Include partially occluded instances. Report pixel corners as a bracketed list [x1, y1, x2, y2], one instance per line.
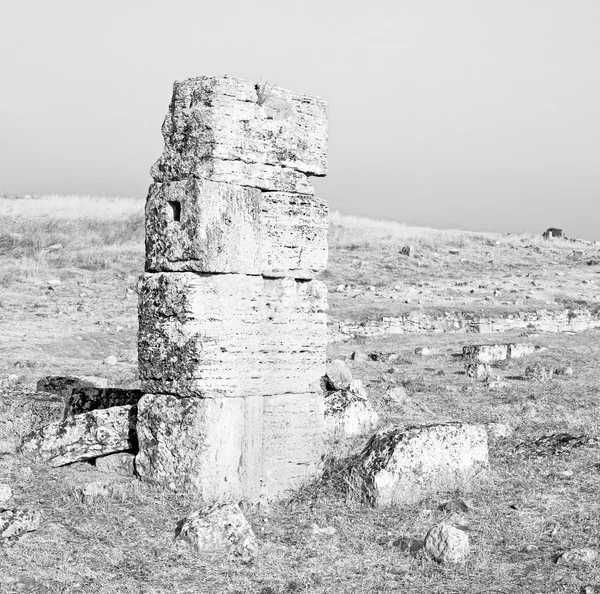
[351, 423, 488, 506]
[175, 502, 258, 563]
[0, 390, 64, 454]
[151, 75, 328, 192]
[0, 508, 40, 543]
[135, 392, 323, 500]
[21, 406, 136, 467]
[138, 273, 327, 397]
[145, 180, 327, 278]
[324, 387, 379, 437]
[462, 344, 508, 363]
[66, 388, 143, 418]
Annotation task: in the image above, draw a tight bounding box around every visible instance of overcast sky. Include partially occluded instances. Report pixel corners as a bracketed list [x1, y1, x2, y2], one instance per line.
[2, 1, 599, 239]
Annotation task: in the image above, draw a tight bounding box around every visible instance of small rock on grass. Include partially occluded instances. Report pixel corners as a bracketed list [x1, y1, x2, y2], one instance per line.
[438, 497, 470, 513]
[175, 502, 258, 564]
[0, 508, 40, 544]
[484, 423, 513, 439]
[311, 523, 336, 536]
[103, 355, 118, 366]
[424, 523, 470, 564]
[556, 548, 598, 566]
[0, 484, 12, 504]
[325, 359, 352, 391]
[414, 347, 433, 356]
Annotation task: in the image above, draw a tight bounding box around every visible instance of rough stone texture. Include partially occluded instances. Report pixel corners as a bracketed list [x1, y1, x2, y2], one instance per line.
[352, 423, 488, 507]
[175, 502, 258, 563]
[36, 376, 109, 398]
[324, 359, 352, 391]
[524, 363, 554, 381]
[95, 452, 136, 476]
[556, 548, 598, 566]
[151, 75, 327, 192]
[424, 523, 470, 564]
[0, 389, 65, 455]
[0, 484, 12, 504]
[65, 388, 143, 418]
[465, 363, 491, 380]
[0, 508, 40, 544]
[135, 393, 323, 500]
[484, 422, 513, 439]
[145, 180, 328, 278]
[21, 406, 136, 467]
[462, 344, 508, 363]
[138, 273, 327, 398]
[325, 380, 379, 437]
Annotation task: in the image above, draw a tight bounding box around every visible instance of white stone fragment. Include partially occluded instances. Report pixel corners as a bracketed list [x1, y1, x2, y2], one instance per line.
[425, 523, 470, 564]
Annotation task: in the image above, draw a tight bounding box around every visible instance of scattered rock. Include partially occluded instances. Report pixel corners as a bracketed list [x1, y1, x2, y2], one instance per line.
[76, 478, 136, 502]
[175, 502, 258, 563]
[400, 245, 415, 257]
[465, 363, 491, 380]
[324, 359, 352, 391]
[556, 548, 598, 566]
[95, 452, 136, 476]
[0, 484, 12, 504]
[21, 405, 137, 467]
[513, 433, 599, 458]
[386, 386, 409, 404]
[554, 366, 573, 376]
[524, 363, 554, 382]
[392, 536, 424, 554]
[65, 387, 143, 418]
[414, 347, 433, 356]
[350, 351, 369, 363]
[449, 249, 460, 255]
[463, 344, 508, 363]
[325, 380, 379, 437]
[103, 355, 118, 366]
[424, 523, 469, 564]
[350, 423, 488, 506]
[439, 497, 470, 513]
[311, 523, 336, 536]
[0, 508, 40, 545]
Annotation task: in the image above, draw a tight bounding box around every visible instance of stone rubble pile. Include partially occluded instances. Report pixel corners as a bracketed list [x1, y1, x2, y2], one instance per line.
[136, 75, 330, 500]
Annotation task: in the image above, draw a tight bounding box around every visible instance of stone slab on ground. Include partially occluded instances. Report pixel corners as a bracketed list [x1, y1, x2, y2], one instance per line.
[21, 405, 137, 467]
[151, 75, 327, 192]
[135, 392, 323, 500]
[145, 180, 328, 278]
[463, 343, 542, 363]
[0, 389, 65, 455]
[95, 452, 136, 476]
[175, 502, 258, 563]
[138, 273, 327, 398]
[66, 388, 143, 418]
[351, 423, 488, 507]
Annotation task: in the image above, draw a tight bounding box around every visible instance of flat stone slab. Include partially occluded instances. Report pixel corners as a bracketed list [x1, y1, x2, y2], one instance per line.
[21, 405, 137, 467]
[145, 179, 327, 278]
[462, 343, 542, 363]
[151, 75, 328, 192]
[135, 392, 323, 500]
[351, 423, 488, 506]
[138, 273, 327, 398]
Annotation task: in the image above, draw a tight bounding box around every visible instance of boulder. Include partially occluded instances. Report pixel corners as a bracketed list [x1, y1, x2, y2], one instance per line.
[351, 423, 488, 506]
[0, 508, 40, 544]
[175, 502, 258, 563]
[145, 180, 328, 279]
[324, 380, 378, 436]
[424, 523, 470, 564]
[21, 405, 136, 467]
[135, 393, 323, 500]
[324, 359, 352, 391]
[151, 75, 328, 192]
[138, 273, 327, 398]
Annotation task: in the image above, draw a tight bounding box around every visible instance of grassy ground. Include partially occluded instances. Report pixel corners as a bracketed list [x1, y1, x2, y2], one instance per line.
[2, 195, 600, 593]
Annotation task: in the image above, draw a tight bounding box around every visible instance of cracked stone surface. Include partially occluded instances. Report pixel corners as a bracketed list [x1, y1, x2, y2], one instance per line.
[151, 75, 327, 192]
[138, 273, 327, 398]
[21, 406, 137, 467]
[145, 179, 327, 278]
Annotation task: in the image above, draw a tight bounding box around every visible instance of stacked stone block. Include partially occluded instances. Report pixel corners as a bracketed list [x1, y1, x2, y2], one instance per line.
[136, 75, 329, 501]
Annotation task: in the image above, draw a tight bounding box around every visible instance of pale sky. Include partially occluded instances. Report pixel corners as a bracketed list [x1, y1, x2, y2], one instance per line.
[2, 1, 599, 239]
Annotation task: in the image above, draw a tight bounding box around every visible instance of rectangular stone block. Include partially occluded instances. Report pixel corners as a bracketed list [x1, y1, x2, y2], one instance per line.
[138, 272, 327, 397]
[135, 392, 323, 500]
[150, 75, 328, 192]
[145, 180, 328, 278]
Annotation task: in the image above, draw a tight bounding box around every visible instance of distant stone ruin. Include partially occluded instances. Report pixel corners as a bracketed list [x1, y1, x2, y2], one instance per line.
[135, 76, 329, 501]
[543, 227, 563, 240]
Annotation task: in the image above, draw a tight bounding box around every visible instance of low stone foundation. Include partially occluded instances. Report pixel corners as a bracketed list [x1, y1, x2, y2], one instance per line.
[330, 308, 600, 341]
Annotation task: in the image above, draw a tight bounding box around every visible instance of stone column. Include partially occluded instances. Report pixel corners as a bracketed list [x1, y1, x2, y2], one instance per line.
[135, 76, 329, 501]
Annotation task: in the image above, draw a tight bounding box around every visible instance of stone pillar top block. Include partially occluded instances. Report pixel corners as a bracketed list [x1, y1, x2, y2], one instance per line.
[150, 75, 328, 191]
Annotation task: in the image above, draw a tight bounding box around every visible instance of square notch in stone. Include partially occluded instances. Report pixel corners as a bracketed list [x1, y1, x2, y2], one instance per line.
[167, 200, 181, 222]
